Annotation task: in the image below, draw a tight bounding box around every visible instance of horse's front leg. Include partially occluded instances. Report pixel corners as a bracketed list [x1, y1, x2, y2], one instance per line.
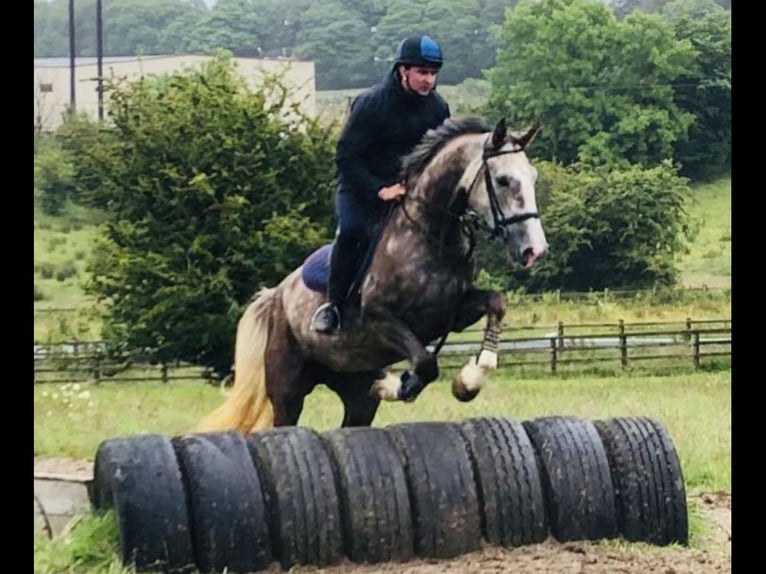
[451, 288, 507, 402]
[367, 317, 438, 404]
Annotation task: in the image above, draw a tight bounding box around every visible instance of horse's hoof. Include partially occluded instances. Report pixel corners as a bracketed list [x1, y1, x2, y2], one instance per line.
[452, 360, 484, 402]
[452, 383, 481, 402]
[397, 371, 424, 403]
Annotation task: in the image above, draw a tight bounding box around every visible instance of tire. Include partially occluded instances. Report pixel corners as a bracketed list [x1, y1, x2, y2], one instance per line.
[457, 416, 548, 547]
[594, 416, 689, 546]
[385, 421, 481, 559]
[321, 427, 414, 564]
[523, 416, 618, 542]
[246, 427, 344, 569]
[91, 434, 195, 573]
[172, 431, 272, 573]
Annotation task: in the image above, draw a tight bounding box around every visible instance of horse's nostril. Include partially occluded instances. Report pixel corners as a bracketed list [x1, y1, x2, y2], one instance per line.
[522, 247, 534, 264]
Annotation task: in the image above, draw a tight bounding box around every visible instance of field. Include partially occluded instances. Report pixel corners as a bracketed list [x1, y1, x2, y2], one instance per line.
[33, 86, 732, 573]
[675, 177, 732, 289]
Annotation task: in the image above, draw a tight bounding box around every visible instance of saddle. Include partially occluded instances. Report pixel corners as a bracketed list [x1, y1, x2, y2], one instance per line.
[300, 240, 375, 300]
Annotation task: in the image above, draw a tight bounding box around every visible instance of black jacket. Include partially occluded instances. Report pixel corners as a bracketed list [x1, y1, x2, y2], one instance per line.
[335, 68, 451, 210]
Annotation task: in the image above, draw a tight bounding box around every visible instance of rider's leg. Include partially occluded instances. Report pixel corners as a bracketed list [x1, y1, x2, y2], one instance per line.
[311, 193, 370, 333]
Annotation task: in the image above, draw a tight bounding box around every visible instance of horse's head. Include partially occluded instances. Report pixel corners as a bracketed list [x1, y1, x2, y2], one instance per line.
[462, 118, 548, 269]
[402, 116, 548, 269]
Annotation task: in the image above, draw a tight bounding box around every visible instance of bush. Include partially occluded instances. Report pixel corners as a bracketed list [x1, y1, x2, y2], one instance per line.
[475, 160, 695, 292]
[34, 137, 76, 216]
[83, 53, 337, 377]
[55, 263, 78, 282]
[38, 263, 55, 279]
[34, 284, 46, 301]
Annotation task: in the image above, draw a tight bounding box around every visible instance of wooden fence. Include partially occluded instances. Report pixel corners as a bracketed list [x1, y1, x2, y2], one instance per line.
[33, 317, 731, 384]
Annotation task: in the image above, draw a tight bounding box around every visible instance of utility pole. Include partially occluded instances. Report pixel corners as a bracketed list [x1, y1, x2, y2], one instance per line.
[68, 0, 76, 106]
[97, 0, 104, 120]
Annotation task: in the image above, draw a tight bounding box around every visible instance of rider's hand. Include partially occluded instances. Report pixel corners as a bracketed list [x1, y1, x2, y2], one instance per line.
[378, 183, 406, 201]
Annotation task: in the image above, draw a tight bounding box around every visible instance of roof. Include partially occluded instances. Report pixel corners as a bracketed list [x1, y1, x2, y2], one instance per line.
[34, 55, 311, 69]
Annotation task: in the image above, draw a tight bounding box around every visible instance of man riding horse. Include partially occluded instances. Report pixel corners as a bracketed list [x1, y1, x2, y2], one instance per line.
[310, 34, 452, 333]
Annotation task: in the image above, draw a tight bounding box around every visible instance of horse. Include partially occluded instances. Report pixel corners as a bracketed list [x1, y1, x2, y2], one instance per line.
[198, 116, 548, 434]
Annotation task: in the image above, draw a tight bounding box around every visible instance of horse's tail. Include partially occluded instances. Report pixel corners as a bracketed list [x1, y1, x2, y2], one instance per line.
[197, 288, 276, 434]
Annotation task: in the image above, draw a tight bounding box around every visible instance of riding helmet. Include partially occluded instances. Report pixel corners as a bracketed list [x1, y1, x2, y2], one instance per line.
[394, 35, 443, 69]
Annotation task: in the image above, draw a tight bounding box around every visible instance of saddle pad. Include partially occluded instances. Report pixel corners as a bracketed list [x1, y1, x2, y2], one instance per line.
[301, 243, 333, 292]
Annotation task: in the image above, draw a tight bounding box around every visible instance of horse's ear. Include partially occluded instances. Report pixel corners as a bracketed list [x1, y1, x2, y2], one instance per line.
[517, 121, 542, 150]
[491, 118, 507, 149]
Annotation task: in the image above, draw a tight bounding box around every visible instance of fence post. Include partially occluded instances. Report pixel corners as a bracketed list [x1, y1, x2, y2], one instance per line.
[161, 362, 169, 384]
[693, 331, 700, 369]
[93, 354, 101, 385]
[684, 317, 692, 342]
[619, 319, 628, 368]
[550, 337, 557, 374]
[557, 321, 564, 351]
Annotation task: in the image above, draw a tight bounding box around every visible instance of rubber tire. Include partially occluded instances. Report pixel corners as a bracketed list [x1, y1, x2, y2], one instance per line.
[523, 416, 618, 542]
[385, 421, 481, 559]
[91, 434, 195, 573]
[458, 416, 548, 547]
[594, 416, 689, 546]
[246, 427, 344, 569]
[321, 427, 414, 564]
[172, 431, 272, 573]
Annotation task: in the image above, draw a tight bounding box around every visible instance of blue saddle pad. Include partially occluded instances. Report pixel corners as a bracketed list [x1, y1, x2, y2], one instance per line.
[301, 243, 334, 292]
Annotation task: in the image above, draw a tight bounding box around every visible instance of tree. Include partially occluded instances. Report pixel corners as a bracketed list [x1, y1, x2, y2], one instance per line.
[79, 54, 337, 376]
[487, 0, 695, 169]
[295, 1, 377, 89]
[664, 0, 731, 180]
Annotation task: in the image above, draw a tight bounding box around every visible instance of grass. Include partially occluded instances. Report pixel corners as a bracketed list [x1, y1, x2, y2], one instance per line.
[34, 199, 107, 341]
[676, 177, 732, 289]
[34, 369, 730, 493]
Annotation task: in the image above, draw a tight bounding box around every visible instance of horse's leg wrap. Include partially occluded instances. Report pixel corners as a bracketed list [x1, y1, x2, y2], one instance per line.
[451, 289, 506, 401]
[477, 314, 500, 369]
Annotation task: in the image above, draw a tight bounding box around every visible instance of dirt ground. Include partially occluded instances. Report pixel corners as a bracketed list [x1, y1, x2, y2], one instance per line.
[34, 457, 731, 573]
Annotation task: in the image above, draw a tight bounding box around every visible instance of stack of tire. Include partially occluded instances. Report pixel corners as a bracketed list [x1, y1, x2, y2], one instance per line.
[90, 415, 688, 573]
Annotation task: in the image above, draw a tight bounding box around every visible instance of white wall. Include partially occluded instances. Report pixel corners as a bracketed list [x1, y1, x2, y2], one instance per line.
[34, 55, 316, 131]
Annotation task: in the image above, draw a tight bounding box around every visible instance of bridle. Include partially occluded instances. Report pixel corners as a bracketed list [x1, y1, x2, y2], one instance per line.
[397, 135, 541, 257]
[465, 137, 541, 241]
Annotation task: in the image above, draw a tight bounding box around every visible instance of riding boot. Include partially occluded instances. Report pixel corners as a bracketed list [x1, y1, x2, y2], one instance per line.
[310, 235, 366, 333]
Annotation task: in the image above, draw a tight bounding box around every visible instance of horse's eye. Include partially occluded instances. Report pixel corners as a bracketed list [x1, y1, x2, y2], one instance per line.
[496, 175, 510, 187]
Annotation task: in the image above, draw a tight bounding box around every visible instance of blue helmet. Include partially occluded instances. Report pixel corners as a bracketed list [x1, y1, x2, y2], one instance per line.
[394, 35, 443, 69]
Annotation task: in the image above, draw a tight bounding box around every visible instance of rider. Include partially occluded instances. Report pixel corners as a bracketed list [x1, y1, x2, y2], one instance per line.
[310, 34, 452, 333]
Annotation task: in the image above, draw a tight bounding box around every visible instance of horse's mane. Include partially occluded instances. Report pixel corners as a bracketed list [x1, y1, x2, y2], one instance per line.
[401, 116, 490, 181]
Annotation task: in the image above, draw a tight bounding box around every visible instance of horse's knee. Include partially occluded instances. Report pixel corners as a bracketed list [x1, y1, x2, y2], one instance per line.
[488, 291, 507, 318]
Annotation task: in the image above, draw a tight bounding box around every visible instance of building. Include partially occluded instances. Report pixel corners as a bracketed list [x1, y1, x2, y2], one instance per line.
[33, 54, 316, 131]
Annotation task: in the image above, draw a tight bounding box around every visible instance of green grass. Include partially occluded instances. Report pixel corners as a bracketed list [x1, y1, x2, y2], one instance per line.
[34, 369, 730, 493]
[676, 178, 731, 289]
[34, 200, 107, 341]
